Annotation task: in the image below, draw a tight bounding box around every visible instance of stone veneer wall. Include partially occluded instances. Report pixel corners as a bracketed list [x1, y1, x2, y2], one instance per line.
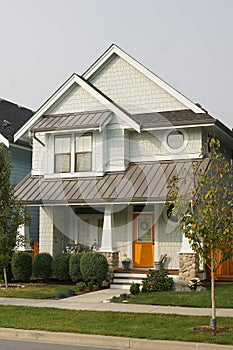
[179, 253, 199, 282]
[100, 251, 119, 284]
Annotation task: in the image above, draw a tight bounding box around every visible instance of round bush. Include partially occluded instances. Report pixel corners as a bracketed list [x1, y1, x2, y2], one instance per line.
[142, 269, 174, 292]
[52, 253, 70, 281]
[69, 253, 84, 282]
[80, 252, 108, 285]
[32, 253, 53, 280]
[11, 252, 32, 282]
[130, 282, 140, 295]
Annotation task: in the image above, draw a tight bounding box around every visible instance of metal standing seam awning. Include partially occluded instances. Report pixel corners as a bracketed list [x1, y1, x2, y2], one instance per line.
[15, 158, 210, 206]
[31, 110, 113, 132]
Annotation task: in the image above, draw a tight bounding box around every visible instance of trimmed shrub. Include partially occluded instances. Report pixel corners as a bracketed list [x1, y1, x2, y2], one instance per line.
[55, 291, 67, 299]
[11, 252, 32, 282]
[32, 253, 53, 280]
[130, 282, 140, 295]
[88, 281, 94, 291]
[66, 288, 76, 297]
[142, 269, 174, 292]
[80, 252, 108, 285]
[76, 281, 87, 292]
[52, 253, 70, 281]
[69, 253, 84, 282]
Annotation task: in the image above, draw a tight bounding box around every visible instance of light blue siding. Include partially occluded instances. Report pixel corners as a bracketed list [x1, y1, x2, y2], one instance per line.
[9, 144, 39, 242]
[9, 145, 31, 184]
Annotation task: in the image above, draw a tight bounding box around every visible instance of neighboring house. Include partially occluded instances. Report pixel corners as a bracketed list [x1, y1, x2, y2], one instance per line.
[0, 99, 39, 245]
[14, 44, 233, 284]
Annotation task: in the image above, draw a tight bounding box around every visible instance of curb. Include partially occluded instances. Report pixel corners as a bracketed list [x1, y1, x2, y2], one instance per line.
[0, 328, 233, 350]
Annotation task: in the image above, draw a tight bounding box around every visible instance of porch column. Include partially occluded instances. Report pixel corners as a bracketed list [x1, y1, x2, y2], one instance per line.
[39, 206, 54, 256]
[154, 204, 162, 267]
[99, 205, 114, 252]
[179, 234, 199, 282]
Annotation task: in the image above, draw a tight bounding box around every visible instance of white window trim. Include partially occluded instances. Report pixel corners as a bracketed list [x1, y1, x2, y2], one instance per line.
[50, 132, 96, 176]
[164, 129, 188, 154]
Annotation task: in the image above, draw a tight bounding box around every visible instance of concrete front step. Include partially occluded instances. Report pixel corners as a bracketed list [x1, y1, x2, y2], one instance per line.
[110, 284, 131, 289]
[112, 278, 144, 285]
[114, 272, 147, 279]
[110, 269, 148, 289]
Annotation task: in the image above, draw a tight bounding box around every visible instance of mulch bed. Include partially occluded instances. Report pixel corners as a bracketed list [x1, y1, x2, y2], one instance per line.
[194, 326, 231, 334]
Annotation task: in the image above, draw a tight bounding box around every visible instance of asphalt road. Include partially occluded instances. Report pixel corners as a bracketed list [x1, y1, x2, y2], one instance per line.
[0, 338, 121, 350]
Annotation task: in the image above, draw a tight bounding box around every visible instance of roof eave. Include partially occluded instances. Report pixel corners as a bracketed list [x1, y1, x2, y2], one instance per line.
[14, 73, 140, 142]
[0, 133, 9, 147]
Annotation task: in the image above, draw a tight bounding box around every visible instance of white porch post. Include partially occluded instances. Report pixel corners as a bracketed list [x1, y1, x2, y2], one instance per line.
[179, 234, 195, 254]
[99, 205, 114, 252]
[179, 233, 199, 282]
[154, 204, 161, 265]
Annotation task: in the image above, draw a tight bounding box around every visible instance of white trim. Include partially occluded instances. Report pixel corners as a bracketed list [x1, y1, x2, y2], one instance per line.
[0, 134, 9, 147]
[14, 74, 140, 142]
[164, 129, 189, 154]
[130, 154, 201, 162]
[83, 44, 205, 114]
[143, 123, 215, 131]
[9, 142, 31, 151]
[43, 171, 105, 179]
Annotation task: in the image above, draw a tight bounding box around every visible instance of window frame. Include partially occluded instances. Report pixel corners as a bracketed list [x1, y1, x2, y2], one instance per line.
[53, 132, 93, 174]
[75, 132, 92, 172]
[54, 134, 71, 173]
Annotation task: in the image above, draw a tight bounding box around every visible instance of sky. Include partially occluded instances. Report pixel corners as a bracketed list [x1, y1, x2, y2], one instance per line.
[0, 0, 232, 129]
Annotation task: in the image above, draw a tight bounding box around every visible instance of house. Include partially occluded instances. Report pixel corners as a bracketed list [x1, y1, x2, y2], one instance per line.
[14, 44, 233, 285]
[0, 99, 39, 246]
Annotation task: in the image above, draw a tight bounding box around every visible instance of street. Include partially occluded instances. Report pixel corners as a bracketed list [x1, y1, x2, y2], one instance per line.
[0, 338, 123, 350]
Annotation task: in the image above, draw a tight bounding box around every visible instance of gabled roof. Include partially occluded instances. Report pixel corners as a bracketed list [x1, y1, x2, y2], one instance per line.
[0, 99, 33, 144]
[83, 44, 205, 114]
[14, 74, 140, 142]
[15, 158, 209, 205]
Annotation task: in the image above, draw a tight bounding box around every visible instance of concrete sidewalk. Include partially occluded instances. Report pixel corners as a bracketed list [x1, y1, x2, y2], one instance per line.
[0, 288, 232, 317]
[1, 289, 233, 350]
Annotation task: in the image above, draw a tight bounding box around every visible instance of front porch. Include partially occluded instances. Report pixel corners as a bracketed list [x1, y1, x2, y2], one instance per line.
[111, 268, 179, 289]
[38, 203, 202, 285]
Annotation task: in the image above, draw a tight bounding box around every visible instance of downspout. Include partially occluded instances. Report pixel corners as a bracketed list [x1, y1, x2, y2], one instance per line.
[32, 131, 45, 147]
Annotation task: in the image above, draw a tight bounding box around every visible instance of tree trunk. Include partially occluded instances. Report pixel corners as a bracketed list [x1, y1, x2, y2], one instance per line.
[3, 266, 8, 288]
[210, 249, 216, 331]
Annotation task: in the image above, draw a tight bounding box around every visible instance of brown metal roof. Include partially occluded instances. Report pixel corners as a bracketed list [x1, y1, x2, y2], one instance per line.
[31, 110, 112, 132]
[15, 158, 209, 205]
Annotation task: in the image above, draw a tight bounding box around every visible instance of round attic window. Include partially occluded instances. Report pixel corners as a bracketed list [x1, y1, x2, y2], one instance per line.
[167, 131, 184, 149]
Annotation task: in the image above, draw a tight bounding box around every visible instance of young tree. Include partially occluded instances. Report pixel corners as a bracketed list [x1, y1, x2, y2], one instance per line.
[0, 144, 30, 287]
[168, 138, 233, 331]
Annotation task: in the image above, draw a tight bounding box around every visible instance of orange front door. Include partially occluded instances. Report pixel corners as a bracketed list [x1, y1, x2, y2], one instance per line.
[133, 214, 154, 267]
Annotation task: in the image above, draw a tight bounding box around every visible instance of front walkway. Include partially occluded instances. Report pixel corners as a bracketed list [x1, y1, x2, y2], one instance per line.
[0, 288, 232, 317]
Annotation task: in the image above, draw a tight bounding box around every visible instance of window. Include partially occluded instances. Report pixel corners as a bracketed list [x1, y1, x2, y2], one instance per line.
[54, 135, 71, 173]
[53, 132, 93, 174]
[167, 130, 184, 149]
[75, 133, 92, 172]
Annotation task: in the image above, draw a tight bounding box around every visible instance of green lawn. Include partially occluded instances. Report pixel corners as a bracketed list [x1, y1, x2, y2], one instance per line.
[0, 305, 232, 345]
[126, 283, 233, 309]
[1, 283, 233, 309]
[0, 283, 74, 299]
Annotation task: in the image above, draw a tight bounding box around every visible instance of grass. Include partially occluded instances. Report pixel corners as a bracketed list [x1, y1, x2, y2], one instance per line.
[0, 282, 233, 309]
[126, 283, 233, 308]
[0, 305, 232, 345]
[0, 283, 74, 299]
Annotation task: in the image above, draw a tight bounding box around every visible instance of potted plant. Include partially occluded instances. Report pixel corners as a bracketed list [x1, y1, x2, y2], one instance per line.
[121, 254, 131, 270]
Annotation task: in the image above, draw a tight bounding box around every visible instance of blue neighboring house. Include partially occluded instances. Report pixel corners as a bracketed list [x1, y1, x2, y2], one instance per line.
[0, 98, 39, 244]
